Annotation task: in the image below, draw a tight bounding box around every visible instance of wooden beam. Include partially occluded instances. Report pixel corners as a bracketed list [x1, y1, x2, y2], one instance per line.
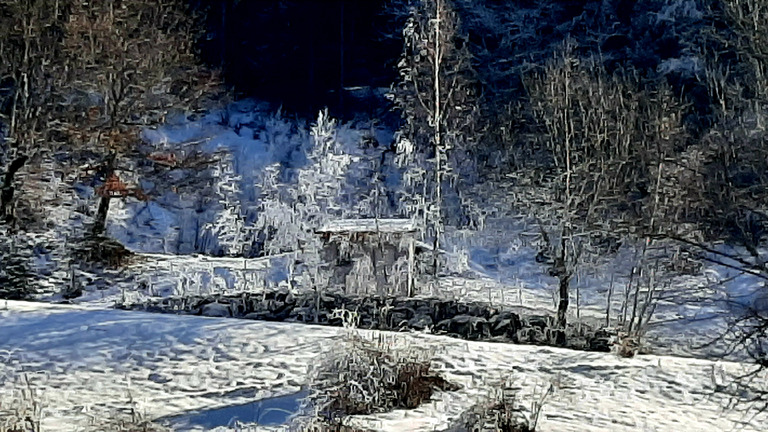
[408, 236, 415, 297]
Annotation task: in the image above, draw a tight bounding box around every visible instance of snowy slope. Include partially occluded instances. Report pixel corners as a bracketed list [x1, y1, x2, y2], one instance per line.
[106, 100, 394, 257]
[1, 301, 765, 432]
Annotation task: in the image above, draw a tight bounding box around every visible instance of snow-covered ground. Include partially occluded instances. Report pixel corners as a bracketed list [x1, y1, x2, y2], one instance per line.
[1, 300, 765, 431]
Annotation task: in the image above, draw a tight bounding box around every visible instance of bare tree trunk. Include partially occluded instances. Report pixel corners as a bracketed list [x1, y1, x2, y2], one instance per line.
[431, 0, 443, 277]
[92, 154, 116, 236]
[606, 272, 615, 327]
[93, 196, 111, 236]
[0, 155, 28, 224]
[556, 276, 571, 342]
[555, 44, 574, 344]
[555, 236, 571, 344]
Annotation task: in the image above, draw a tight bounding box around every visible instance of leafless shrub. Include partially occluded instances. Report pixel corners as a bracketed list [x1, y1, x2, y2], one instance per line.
[0, 229, 37, 300]
[72, 235, 136, 268]
[91, 412, 169, 432]
[0, 0, 69, 226]
[450, 378, 553, 432]
[307, 314, 458, 426]
[291, 418, 374, 432]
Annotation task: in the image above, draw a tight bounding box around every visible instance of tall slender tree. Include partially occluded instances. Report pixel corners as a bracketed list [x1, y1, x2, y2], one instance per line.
[390, 0, 480, 276]
[519, 40, 686, 342]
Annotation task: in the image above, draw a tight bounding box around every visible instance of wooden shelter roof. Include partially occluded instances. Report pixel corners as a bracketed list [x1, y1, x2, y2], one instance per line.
[316, 218, 418, 235]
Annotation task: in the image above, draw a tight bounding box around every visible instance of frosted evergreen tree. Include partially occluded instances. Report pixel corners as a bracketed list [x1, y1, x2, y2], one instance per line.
[297, 109, 355, 220]
[254, 110, 353, 295]
[202, 155, 246, 256]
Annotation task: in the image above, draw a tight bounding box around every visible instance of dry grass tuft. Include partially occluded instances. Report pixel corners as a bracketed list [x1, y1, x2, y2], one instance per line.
[452, 378, 553, 432]
[310, 331, 459, 421]
[305, 309, 459, 427]
[87, 391, 170, 432]
[0, 376, 167, 432]
[615, 332, 641, 358]
[0, 375, 42, 432]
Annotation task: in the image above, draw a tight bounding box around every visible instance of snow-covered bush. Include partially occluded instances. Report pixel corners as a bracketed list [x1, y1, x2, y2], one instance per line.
[452, 376, 552, 432]
[252, 110, 356, 292]
[307, 330, 458, 424]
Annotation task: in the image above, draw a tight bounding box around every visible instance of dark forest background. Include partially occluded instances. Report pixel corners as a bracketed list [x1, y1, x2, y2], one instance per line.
[189, 0, 401, 117]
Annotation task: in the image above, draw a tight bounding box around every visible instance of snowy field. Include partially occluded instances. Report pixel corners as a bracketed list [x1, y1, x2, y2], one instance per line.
[1, 300, 766, 431]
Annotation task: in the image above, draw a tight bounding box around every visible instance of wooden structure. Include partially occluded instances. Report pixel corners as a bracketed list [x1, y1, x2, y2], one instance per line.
[316, 219, 420, 296]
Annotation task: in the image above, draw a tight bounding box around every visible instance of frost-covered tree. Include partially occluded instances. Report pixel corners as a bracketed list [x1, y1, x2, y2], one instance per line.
[297, 109, 354, 220]
[60, 0, 219, 237]
[691, 0, 768, 407]
[720, 0, 768, 125]
[202, 155, 247, 256]
[1, 0, 219, 236]
[253, 163, 301, 256]
[519, 39, 687, 343]
[389, 0, 481, 275]
[254, 110, 353, 295]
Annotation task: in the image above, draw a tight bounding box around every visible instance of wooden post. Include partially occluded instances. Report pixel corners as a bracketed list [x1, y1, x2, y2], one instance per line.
[407, 236, 415, 297]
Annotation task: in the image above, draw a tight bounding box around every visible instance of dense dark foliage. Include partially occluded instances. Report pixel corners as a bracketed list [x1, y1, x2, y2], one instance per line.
[189, 0, 401, 117]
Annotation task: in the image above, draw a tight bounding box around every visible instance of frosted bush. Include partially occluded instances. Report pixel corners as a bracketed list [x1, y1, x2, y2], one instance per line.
[346, 254, 377, 295]
[443, 245, 471, 276]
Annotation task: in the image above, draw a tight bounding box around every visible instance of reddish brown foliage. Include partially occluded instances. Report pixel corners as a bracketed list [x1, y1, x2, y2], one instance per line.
[95, 173, 148, 201]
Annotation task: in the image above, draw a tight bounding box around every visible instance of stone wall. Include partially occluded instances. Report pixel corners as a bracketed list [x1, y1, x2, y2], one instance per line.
[122, 289, 614, 352]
